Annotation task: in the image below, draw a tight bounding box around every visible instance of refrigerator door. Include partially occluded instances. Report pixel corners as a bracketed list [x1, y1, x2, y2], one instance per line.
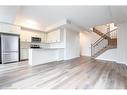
[1, 34, 19, 52]
[1, 34, 19, 64]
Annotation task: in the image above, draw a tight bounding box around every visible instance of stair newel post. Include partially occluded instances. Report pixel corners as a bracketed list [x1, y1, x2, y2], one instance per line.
[91, 44, 92, 57]
[91, 44, 94, 57]
[107, 24, 110, 37]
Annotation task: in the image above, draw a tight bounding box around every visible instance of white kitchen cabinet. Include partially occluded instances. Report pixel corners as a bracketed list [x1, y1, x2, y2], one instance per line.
[0, 23, 20, 34]
[20, 48, 28, 60]
[32, 32, 45, 43]
[20, 33, 29, 42]
[27, 34, 32, 42]
[20, 29, 45, 43]
[47, 29, 61, 43]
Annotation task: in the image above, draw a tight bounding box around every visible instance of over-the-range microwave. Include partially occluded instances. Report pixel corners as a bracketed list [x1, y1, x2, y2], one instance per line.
[31, 37, 41, 43]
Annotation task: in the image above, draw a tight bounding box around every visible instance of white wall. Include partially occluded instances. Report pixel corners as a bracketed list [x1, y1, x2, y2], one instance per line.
[0, 6, 19, 23]
[96, 49, 117, 61]
[64, 28, 80, 60]
[116, 22, 127, 64]
[80, 32, 91, 56]
[80, 31, 102, 57]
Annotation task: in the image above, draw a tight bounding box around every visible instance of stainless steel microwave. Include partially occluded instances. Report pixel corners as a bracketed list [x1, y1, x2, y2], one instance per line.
[31, 37, 41, 43]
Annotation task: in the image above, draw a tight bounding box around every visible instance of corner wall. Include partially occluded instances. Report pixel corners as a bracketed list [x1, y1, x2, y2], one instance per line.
[116, 22, 127, 64]
[80, 32, 91, 56]
[64, 28, 80, 60]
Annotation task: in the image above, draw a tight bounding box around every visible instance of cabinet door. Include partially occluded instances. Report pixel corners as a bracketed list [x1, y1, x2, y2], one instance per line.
[27, 34, 31, 42]
[20, 49, 24, 60]
[24, 49, 28, 59]
[20, 30, 31, 42]
[47, 29, 60, 43]
[0, 23, 20, 34]
[20, 31, 27, 42]
[20, 49, 28, 60]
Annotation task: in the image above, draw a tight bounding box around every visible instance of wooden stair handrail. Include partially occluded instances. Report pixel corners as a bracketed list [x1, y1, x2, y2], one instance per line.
[92, 28, 117, 47]
[93, 27, 111, 40]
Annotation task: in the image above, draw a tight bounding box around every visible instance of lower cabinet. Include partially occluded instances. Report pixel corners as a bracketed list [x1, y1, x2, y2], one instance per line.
[20, 48, 28, 60]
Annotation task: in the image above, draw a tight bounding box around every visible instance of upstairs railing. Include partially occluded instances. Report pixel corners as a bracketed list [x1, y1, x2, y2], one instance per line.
[91, 28, 117, 57]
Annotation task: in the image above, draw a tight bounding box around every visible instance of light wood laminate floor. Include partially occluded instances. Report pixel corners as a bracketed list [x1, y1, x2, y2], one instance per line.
[0, 56, 127, 89]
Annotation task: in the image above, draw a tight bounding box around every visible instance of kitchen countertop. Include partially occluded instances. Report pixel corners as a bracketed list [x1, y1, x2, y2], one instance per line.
[29, 47, 64, 49]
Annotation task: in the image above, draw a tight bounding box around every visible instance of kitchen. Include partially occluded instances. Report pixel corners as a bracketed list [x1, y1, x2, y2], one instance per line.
[0, 20, 80, 66]
[21, 25, 65, 66]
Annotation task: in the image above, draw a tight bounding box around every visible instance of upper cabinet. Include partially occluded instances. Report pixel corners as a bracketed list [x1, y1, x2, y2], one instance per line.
[20, 29, 61, 43]
[0, 22, 20, 34]
[20, 29, 45, 43]
[46, 29, 61, 43]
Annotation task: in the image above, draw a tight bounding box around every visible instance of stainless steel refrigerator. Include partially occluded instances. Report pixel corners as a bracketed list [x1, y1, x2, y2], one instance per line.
[0, 34, 20, 64]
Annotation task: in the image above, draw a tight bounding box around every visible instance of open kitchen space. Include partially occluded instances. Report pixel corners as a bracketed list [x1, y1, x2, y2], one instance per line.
[0, 20, 81, 88]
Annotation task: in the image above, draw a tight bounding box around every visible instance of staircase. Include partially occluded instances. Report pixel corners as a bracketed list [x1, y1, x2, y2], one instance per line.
[91, 25, 117, 58]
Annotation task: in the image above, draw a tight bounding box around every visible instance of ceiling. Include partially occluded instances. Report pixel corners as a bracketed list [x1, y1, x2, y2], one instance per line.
[15, 6, 112, 31]
[0, 6, 19, 24]
[110, 6, 127, 24]
[1, 6, 127, 31]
